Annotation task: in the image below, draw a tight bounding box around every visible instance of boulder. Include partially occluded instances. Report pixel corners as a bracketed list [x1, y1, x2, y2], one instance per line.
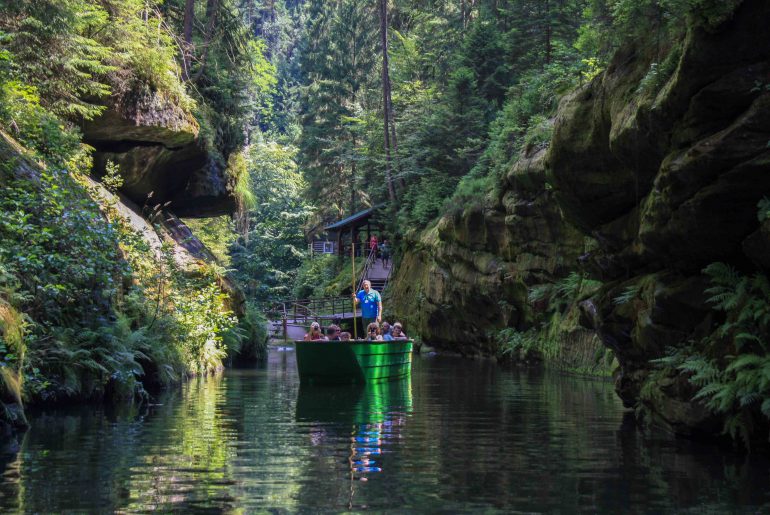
[81, 80, 235, 217]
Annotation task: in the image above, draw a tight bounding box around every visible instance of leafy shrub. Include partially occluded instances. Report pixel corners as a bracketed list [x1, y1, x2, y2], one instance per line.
[495, 328, 541, 360]
[0, 81, 85, 168]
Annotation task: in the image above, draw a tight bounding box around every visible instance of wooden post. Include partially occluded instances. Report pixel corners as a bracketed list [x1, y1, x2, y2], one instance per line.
[352, 242, 358, 340]
[282, 317, 288, 343]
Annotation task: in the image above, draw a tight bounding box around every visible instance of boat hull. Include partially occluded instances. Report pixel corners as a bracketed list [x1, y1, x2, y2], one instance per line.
[294, 340, 413, 384]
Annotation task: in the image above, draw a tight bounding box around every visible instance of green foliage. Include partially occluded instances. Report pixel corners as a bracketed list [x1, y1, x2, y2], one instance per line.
[0, 0, 114, 119]
[635, 42, 682, 95]
[297, 0, 380, 220]
[102, 160, 124, 193]
[651, 263, 770, 445]
[529, 272, 603, 313]
[496, 327, 541, 359]
[0, 167, 124, 329]
[230, 136, 310, 305]
[103, 0, 191, 105]
[231, 302, 268, 361]
[183, 216, 237, 266]
[501, 270, 607, 374]
[608, 0, 740, 37]
[757, 197, 770, 223]
[292, 255, 339, 300]
[170, 278, 237, 374]
[0, 81, 86, 168]
[613, 283, 643, 305]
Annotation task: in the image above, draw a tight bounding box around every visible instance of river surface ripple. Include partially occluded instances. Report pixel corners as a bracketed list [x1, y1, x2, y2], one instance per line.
[1, 349, 769, 513]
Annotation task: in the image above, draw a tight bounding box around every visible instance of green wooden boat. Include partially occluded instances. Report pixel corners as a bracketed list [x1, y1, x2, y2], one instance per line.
[293, 339, 413, 384]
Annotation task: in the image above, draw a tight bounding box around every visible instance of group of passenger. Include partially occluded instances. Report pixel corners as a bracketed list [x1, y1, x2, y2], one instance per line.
[303, 277, 407, 342]
[365, 321, 407, 341]
[303, 320, 407, 342]
[303, 322, 350, 341]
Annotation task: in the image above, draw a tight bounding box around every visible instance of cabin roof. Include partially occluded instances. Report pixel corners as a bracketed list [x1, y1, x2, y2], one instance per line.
[323, 204, 384, 232]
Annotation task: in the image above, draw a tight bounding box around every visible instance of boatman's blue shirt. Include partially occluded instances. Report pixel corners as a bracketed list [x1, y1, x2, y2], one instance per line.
[357, 289, 381, 318]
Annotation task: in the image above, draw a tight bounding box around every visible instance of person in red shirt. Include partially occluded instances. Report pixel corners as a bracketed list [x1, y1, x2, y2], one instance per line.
[369, 234, 378, 260]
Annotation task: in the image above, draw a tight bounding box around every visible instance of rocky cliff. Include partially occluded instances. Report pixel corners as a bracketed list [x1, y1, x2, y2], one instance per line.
[387, 147, 592, 357]
[389, 0, 770, 437]
[81, 78, 235, 217]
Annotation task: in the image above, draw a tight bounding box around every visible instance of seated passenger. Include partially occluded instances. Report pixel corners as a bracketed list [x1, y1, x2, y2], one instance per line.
[326, 324, 341, 340]
[381, 321, 393, 341]
[303, 322, 324, 341]
[366, 322, 383, 341]
[391, 322, 407, 340]
[339, 332, 351, 341]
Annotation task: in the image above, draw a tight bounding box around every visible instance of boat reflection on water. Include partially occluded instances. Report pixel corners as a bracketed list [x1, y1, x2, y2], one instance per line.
[295, 377, 413, 483]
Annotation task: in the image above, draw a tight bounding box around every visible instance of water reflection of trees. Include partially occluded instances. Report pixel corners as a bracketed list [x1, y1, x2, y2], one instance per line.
[1, 354, 769, 511]
[392, 358, 770, 512]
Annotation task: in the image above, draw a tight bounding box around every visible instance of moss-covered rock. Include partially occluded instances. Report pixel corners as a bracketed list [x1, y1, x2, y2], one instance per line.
[81, 79, 235, 217]
[550, 0, 770, 436]
[550, 0, 770, 275]
[388, 148, 587, 355]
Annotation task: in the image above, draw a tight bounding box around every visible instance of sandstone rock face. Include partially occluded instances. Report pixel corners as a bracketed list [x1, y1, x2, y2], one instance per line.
[81, 81, 234, 217]
[388, 148, 587, 355]
[548, 0, 770, 434]
[390, 0, 770, 436]
[550, 0, 770, 275]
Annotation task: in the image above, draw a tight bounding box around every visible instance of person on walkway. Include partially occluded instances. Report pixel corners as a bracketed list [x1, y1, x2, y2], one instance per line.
[380, 240, 391, 268]
[353, 279, 382, 328]
[303, 322, 325, 341]
[369, 234, 379, 260]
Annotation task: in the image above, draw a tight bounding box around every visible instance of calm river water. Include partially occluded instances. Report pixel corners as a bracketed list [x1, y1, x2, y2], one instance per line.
[1, 349, 769, 512]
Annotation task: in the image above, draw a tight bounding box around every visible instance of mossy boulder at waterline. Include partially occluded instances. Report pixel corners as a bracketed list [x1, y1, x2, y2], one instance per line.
[80, 78, 235, 217]
[0, 299, 28, 433]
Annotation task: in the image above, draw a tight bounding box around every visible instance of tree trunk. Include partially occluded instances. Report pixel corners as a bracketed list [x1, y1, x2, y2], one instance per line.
[182, 0, 195, 81]
[544, 0, 552, 65]
[192, 0, 219, 82]
[379, 0, 396, 203]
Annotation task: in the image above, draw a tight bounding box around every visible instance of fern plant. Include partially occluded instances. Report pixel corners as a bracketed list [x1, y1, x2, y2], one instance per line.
[653, 263, 770, 446]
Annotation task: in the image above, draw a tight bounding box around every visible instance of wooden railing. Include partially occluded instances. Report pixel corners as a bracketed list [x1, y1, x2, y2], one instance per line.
[356, 248, 376, 292]
[268, 295, 360, 341]
[268, 246, 380, 340]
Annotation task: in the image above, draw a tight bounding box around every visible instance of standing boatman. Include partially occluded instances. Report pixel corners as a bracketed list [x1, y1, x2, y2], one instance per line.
[353, 280, 382, 330]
